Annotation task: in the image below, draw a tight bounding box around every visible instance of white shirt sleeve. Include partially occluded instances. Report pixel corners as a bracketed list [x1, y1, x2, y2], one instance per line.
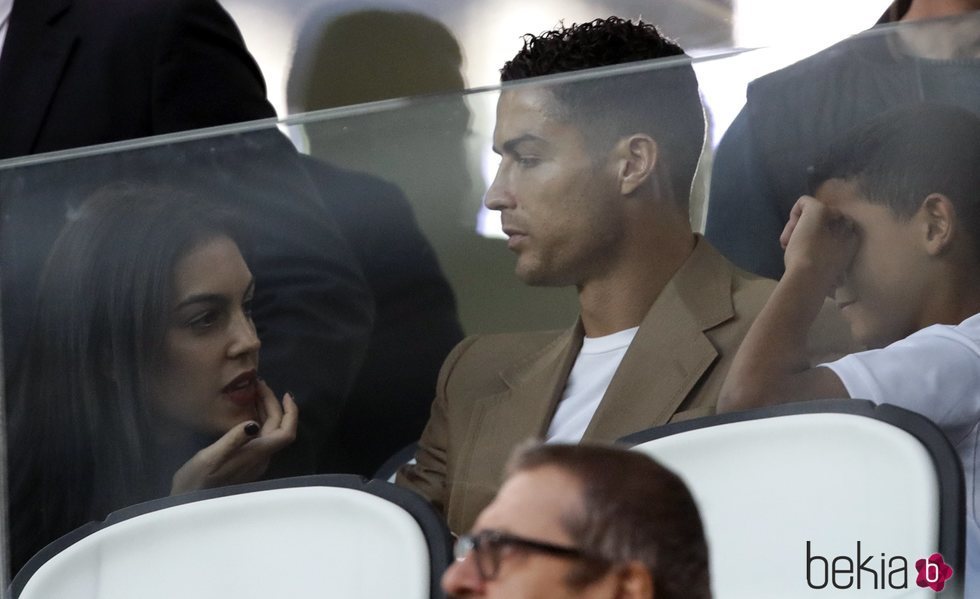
[823, 325, 980, 447]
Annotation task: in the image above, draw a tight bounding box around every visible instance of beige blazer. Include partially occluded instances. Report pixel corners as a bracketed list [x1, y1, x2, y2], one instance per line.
[397, 238, 851, 533]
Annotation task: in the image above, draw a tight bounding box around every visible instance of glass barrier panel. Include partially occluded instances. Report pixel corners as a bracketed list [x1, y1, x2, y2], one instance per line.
[223, 0, 896, 119]
[1, 11, 977, 597]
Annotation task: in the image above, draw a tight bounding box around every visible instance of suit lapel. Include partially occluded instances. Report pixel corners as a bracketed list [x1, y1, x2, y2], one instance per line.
[465, 324, 581, 455]
[449, 326, 581, 526]
[584, 237, 735, 440]
[0, 0, 75, 158]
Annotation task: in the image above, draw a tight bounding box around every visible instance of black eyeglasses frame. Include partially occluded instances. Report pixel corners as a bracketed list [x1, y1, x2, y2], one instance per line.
[454, 529, 606, 581]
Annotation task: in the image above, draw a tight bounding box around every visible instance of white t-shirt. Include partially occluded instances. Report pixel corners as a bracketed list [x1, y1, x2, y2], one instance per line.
[546, 326, 639, 443]
[823, 313, 980, 594]
[0, 0, 13, 64]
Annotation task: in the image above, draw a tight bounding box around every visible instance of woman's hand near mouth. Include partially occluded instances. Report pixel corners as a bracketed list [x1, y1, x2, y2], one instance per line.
[170, 380, 298, 494]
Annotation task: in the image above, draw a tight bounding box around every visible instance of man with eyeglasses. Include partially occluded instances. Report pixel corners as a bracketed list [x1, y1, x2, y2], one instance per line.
[441, 443, 711, 599]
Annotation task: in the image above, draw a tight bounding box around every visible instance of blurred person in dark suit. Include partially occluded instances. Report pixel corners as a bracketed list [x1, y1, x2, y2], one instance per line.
[0, 0, 272, 158]
[289, 9, 466, 475]
[299, 155, 463, 475]
[705, 0, 980, 279]
[0, 0, 374, 476]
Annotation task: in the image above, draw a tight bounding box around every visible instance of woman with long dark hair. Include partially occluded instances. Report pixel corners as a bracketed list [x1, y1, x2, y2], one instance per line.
[8, 185, 298, 571]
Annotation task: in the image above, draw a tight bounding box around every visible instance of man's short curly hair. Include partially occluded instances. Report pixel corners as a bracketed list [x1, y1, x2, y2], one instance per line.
[500, 17, 705, 208]
[501, 17, 686, 79]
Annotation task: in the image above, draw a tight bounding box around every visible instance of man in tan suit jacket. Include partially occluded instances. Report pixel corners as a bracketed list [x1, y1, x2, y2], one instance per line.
[398, 17, 849, 534]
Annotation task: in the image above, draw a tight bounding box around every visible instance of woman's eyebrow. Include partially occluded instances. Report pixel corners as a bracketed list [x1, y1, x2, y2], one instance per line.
[173, 293, 227, 311]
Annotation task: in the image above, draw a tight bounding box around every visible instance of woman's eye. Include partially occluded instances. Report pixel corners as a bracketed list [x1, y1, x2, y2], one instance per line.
[516, 155, 540, 168]
[242, 299, 254, 319]
[187, 310, 221, 329]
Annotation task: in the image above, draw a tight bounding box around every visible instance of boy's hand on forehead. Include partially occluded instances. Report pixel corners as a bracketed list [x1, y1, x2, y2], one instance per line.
[719, 193, 855, 413]
[781, 196, 859, 293]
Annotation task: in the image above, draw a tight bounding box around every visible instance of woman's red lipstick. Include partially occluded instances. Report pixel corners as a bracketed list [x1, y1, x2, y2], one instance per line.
[222, 369, 259, 407]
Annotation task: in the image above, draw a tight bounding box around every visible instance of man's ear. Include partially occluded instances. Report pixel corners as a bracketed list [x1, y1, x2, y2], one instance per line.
[615, 135, 658, 196]
[615, 561, 654, 599]
[919, 193, 956, 256]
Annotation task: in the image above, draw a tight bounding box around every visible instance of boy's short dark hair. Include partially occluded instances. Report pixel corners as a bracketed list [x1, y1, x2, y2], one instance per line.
[808, 104, 980, 251]
[500, 17, 705, 208]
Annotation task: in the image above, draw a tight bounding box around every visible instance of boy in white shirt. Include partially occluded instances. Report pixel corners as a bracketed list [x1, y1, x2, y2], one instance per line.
[719, 103, 980, 595]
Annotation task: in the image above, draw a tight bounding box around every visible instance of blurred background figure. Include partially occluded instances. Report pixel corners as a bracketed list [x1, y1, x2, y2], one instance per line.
[288, 6, 580, 339]
[289, 8, 471, 475]
[289, 8, 467, 111]
[0, 0, 376, 477]
[288, 8, 476, 243]
[8, 186, 299, 574]
[0, 0, 274, 159]
[706, 0, 980, 279]
[299, 156, 465, 475]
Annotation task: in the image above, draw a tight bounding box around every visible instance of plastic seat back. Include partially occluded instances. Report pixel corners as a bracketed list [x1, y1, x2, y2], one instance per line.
[13, 475, 451, 599]
[621, 400, 964, 598]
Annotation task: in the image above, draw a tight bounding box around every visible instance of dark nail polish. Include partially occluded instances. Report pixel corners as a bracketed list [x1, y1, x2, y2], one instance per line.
[244, 422, 260, 436]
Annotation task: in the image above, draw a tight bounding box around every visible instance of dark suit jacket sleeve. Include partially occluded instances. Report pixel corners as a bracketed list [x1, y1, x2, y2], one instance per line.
[396, 337, 478, 514]
[150, 0, 276, 130]
[0, 0, 278, 158]
[704, 103, 789, 280]
[302, 157, 464, 474]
